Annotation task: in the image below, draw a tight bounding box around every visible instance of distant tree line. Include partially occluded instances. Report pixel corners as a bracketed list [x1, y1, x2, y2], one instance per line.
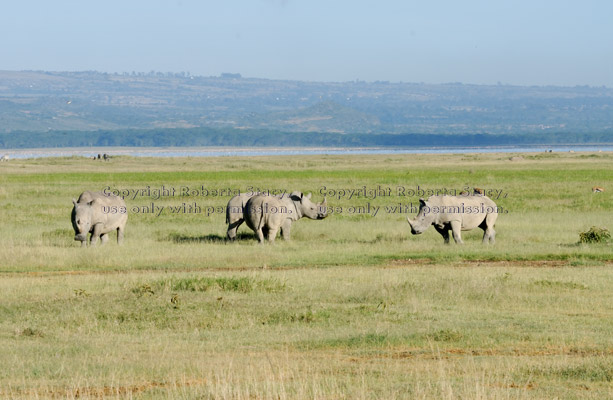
[0, 128, 611, 149]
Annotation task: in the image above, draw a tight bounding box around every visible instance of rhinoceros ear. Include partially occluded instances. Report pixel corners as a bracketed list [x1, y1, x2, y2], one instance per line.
[72, 198, 77, 206]
[306, 192, 312, 200]
[289, 191, 302, 201]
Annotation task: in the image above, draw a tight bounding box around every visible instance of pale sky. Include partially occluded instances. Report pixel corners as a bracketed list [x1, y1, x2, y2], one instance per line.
[1, 0, 612, 86]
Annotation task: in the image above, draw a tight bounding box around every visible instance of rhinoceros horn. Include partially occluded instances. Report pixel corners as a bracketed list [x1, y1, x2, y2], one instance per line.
[319, 196, 328, 218]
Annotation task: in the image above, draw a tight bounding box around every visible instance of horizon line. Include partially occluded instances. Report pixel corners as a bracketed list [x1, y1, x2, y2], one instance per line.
[1, 69, 610, 89]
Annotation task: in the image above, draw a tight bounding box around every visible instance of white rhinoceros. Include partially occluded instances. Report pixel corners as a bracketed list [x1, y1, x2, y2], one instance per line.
[407, 194, 498, 244]
[71, 191, 128, 247]
[225, 193, 256, 240]
[243, 192, 327, 243]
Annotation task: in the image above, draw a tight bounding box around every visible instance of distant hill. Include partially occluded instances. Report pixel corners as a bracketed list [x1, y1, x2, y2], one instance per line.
[1, 70, 612, 140]
[238, 101, 381, 133]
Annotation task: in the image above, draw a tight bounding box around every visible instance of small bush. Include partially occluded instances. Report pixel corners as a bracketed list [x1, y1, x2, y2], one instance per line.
[18, 327, 44, 338]
[263, 307, 317, 325]
[321, 333, 390, 349]
[557, 365, 613, 382]
[132, 284, 155, 297]
[170, 277, 253, 293]
[579, 226, 611, 244]
[73, 288, 90, 297]
[533, 280, 588, 290]
[428, 329, 463, 342]
[525, 363, 613, 382]
[151, 276, 286, 294]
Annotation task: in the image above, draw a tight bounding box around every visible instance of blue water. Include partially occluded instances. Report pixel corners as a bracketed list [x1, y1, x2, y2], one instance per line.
[3, 145, 612, 159]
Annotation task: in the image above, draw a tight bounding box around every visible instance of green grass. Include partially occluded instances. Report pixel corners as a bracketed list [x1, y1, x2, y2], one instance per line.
[0, 152, 611, 398]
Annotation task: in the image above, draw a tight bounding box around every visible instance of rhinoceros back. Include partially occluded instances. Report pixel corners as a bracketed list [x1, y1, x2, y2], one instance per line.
[428, 195, 497, 229]
[244, 195, 287, 230]
[226, 193, 253, 224]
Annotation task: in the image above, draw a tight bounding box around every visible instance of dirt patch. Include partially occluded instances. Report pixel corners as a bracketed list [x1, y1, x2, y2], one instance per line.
[386, 258, 434, 267]
[491, 382, 537, 390]
[3, 259, 611, 279]
[458, 260, 571, 268]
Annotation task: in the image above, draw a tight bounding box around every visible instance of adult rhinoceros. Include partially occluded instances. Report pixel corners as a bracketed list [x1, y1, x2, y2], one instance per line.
[243, 192, 327, 243]
[71, 191, 128, 247]
[225, 193, 255, 240]
[407, 195, 498, 244]
[226, 192, 284, 240]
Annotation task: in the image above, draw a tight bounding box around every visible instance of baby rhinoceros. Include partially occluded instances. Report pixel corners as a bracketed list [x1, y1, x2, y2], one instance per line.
[244, 191, 327, 243]
[71, 191, 128, 247]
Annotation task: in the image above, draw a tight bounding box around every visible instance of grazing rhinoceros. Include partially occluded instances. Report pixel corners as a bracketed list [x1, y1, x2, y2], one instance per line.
[243, 192, 327, 243]
[71, 191, 128, 247]
[407, 195, 498, 244]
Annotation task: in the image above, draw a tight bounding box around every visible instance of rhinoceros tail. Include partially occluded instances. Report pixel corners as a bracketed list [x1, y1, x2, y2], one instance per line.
[256, 208, 265, 231]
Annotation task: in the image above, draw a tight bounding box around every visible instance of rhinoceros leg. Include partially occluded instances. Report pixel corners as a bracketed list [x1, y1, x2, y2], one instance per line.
[254, 227, 265, 243]
[450, 221, 464, 244]
[226, 219, 243, 241]
[100, 233, 109, 245]
[80, 239, 87, 248]
[117, 226, 125, 245]
[90, 224, 103, 246]
[486, 213, 497, 244]
[434, 225, 450, 244]
[480, 216, 496, 244]
[281, 219, 292, 241]
[482, 229, 495, 244]
[267, 226, 279, 243]
[483, 225, 496, 244]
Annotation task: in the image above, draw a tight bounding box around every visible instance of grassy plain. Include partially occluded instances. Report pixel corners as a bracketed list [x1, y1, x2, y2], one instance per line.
[0, 152, 611, 398]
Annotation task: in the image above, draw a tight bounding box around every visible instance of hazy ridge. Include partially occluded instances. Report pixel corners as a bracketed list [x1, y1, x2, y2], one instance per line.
[2, 70, 613, 133]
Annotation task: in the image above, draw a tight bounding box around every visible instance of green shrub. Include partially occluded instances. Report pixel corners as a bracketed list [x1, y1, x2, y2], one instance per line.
[579, 226, 611, 244]
[148, 276, 286, 294]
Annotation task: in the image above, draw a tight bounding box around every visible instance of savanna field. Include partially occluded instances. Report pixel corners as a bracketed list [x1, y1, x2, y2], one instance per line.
[0, 152, 611, 399]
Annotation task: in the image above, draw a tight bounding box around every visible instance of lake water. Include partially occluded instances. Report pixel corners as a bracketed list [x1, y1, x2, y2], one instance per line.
[2, 145, 612, 159]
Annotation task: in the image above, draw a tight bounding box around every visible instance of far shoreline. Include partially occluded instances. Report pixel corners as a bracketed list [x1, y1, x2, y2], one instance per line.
[1, 144, 612, 159]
